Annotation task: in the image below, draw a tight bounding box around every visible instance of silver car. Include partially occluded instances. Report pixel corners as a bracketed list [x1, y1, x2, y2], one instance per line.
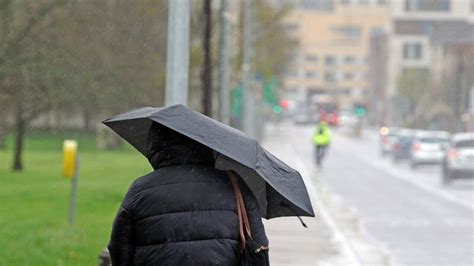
[442, 133, 474, 184]
[410, 130, 450, 169]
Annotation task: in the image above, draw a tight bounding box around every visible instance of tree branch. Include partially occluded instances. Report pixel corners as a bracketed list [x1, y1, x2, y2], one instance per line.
[0, 0, 12, 12]
[0, 0, 68, 63]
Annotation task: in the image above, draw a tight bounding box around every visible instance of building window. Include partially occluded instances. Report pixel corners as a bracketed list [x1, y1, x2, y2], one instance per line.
[325, 72, 337, 82]
[340, 88, 352, 95]
[405, 0, 450, 12]
[331, 25, 361, 39]
[325, 55, 337, 66]
[340, 0, 351, 4]
[344, 56, 356, 64]
[300, 0, 334, 11]
[351, 87, 365, 97]
[305, 71, 319, 79]
[343, 72, 354, 80]
[290, 54, 304, 65]
[359, 0, 369, 5]
[377, 0, 388, 5]
[285, 70, 299, 78]
[284, 23, 299, 32]
[403, 43, 423, 59]
[304, 54, 319, 62]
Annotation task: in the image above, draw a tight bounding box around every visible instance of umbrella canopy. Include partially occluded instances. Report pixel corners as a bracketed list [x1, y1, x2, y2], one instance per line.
[103, 104, 315, 219]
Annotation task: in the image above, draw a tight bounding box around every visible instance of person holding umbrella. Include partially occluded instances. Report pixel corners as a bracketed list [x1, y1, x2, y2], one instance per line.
[104, 104, 315, 265]
[108, 122, 268, 265]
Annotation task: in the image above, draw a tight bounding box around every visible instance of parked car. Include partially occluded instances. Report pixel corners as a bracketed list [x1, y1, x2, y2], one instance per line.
[379, 127, 400, 156]
[410, 130, 450, 169]
[391, 129, 415, 162]
[339, 111, 357, 127]
[320, 112, 339, 127]
[294, 112, 312, 125]
[442, 133, 474, 184]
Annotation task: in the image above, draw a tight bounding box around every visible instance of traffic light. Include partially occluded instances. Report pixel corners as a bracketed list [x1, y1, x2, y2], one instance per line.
[272, 105, 282, 114]
[279, 100, 290, 109]
[355, 106, 366, 117]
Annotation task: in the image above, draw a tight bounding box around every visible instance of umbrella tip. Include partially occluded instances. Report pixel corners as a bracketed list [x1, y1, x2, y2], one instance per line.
[297, 216, 308, 228]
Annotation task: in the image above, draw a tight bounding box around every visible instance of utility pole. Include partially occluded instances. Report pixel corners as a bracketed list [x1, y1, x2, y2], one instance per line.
[201, 0, 213, 116]
[241, 0, 255, 137]
[469, 86, 474, 131]
[454, 48, 464, 132]
[218, 0, 231, 124]
[165, 0, 190, 106]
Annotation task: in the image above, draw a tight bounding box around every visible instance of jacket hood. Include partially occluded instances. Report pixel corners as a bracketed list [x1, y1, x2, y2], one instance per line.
[147, 122, 215, 169]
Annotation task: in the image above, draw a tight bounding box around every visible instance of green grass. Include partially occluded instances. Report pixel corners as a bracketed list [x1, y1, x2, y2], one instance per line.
[0, 131, 152, 265]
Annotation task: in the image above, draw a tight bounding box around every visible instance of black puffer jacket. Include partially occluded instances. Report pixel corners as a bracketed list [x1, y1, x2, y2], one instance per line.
[108, 123, 268, 265]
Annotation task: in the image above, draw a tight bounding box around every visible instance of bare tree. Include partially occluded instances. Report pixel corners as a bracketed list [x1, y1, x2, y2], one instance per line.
[0, 0, 69, 171]
[253, 1, 298, 79]
[396, 68, 430, 126]
[0, 0, 297, 171]
[0, 0, 169, 171]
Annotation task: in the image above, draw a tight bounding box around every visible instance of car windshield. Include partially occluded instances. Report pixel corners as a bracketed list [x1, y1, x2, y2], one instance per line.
[419, 138, 448, 144]
[399, 136, 413, 143]
[455, 140, 474, 148]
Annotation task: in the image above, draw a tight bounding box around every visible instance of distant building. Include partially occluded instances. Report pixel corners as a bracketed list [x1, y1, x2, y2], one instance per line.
[386, 0, 474, 124]
[429, 21, 474, 131]
[368, 28, 389, 126]
[281, 0, 390, 111]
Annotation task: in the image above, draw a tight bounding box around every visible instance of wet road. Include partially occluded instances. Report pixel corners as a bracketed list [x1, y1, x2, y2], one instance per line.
[273, 123, 474, 266]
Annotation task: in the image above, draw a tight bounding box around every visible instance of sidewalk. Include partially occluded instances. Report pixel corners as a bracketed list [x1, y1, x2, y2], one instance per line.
[261, 123, 390, 266]
[261, 125, 357, 266]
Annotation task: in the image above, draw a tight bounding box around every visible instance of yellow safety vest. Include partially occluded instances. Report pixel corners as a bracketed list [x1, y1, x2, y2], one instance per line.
[313, 125, 331, 145]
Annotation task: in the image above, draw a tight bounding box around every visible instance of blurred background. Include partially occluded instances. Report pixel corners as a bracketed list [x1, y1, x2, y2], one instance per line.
[0, 0, 473, 265]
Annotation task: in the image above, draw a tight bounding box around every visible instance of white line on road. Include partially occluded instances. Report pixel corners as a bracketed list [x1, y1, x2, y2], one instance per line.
[373, 159, 474, 211]
[287, 143, 363, 266]
[334, 141, 474, 212]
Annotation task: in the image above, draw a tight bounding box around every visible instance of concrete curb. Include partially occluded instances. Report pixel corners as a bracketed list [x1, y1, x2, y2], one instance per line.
[264, 123, 392, 266]
[287, 142, 363, 266]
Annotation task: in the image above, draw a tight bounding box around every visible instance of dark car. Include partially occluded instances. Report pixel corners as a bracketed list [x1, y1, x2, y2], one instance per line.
[391, 129, 415, 162]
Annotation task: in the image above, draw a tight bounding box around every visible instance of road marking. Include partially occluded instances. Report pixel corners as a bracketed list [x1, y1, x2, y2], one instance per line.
[286, 142, 363, 266]
[370, 158, 474, 212]
[331, 132, 474, 212]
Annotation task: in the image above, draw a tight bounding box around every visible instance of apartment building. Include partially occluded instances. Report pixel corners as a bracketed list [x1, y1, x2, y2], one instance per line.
[387, 0, 474, 99]
[371, 0, 474, 125]
[281, 0, 390, 109]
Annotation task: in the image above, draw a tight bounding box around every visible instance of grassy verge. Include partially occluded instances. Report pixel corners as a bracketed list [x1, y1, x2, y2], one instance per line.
[0, 131, 151, 265]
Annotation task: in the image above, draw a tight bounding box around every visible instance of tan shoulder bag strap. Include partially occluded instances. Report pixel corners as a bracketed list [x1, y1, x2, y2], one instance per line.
[227, 171, 253, 252]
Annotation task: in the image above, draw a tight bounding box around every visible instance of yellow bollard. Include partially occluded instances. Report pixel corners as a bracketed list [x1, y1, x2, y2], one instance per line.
[63, 140, 79, 225]
[63, 140, 78, 178]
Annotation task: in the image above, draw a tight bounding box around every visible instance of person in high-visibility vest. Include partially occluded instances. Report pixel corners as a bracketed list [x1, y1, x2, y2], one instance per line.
[312, 121, 331, 168]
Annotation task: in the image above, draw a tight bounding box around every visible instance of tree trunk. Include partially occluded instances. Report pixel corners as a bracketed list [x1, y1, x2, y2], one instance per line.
[0, 126, 6, 149]
[83, 108, 92, 132]
[12, 103, 26, 171]
[201, 0, 212, 116]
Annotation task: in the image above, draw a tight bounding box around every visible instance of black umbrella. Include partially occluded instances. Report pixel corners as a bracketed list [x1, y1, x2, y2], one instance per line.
[103, 104, 315, 219]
